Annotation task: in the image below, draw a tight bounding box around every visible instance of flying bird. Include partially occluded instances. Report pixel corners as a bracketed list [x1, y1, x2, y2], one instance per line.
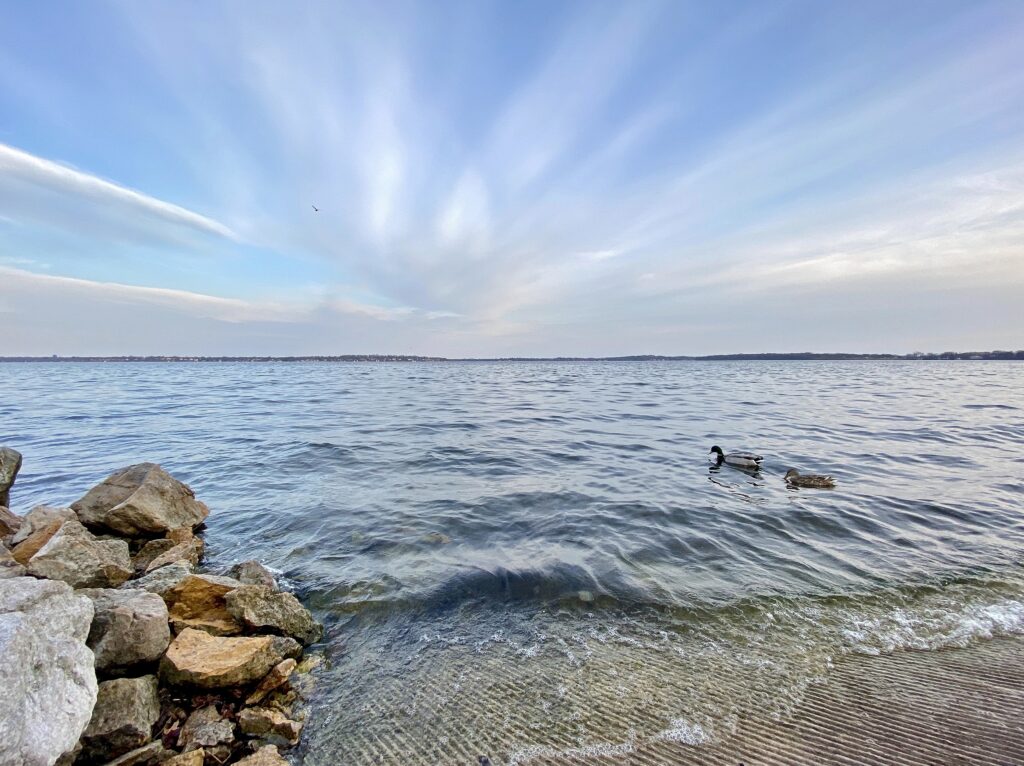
[312, 205, 319, 212]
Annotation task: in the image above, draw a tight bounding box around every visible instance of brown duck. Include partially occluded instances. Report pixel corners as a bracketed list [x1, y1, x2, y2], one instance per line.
[784, 469, 836, 489]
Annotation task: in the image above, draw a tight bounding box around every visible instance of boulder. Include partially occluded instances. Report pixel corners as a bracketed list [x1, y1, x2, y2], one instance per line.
[228, 560, 279, 589]
[0, 446, 21, 507]
[177, 705, 235, 752]
[81, 675, 160, 760]
[165, 573, 243, 636]
[11, 506, 79, 565]
[234, 745, 290, 766]
[160, 628, 295, 688]
[246, 658, 296, 705]
[0, 577, 97, 766]
[238, 706, 302, 745]
[145, 538, 203, 574]
[225, 585, 322, 645]
[72, 463, 210, 536]
[0, 505, 21, 538]
[102, 741, 171, 766]
[121, 561, 192, 597]
[80, 588, 171, 670]
[26, 520, 133, 587]
[132, 538, 177, 574]
[1, 545, 26, 579]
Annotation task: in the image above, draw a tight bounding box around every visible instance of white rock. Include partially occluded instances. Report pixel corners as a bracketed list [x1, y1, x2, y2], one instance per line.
[0, 577, 98, 766]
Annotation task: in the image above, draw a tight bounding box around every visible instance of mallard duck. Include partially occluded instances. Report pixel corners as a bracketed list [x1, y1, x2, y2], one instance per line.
[710, 445, 763, 468]
[784, 469, 836, 489]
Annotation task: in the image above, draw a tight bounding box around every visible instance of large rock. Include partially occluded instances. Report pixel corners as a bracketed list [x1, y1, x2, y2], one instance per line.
[238, 706, 302, 745]
[80, 588, 171, 670]
[1, 545, 26, 579]
[121, 561, 192, 597]
[81, 675, 161, 760]
[0, 577, 97, 766]
[234, 745, 290, 766]
[228, 560, 279, 589]
[225, 585, 322, 645]
[26, 520, 133, 588]
[0, 446, 21, 507]
[11, 506, 78, 564]
[160, 628, 296, 688]
[0, 505, 21, 537]
[165, 573, 243, 636]
[72, 463, 210, 536]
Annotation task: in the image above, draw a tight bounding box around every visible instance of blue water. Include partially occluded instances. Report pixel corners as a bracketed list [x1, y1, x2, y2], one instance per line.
[3, 361, 1023, 763]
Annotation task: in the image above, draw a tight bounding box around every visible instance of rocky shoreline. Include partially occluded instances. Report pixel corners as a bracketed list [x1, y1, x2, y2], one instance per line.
[0, 448, 321, 766]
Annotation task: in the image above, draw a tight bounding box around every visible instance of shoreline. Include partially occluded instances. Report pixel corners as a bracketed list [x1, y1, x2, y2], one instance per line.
[1, 450, 322, 766]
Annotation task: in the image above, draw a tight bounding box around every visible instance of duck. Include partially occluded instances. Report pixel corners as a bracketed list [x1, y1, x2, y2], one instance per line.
[784, 469, 836, 489]
[709, 445, 763, 469]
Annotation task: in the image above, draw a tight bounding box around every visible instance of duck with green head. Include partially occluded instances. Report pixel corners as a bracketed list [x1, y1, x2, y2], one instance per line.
[709, 445, 763, 469]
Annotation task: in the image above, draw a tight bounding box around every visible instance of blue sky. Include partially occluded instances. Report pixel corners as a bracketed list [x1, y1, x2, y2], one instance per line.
[1, 0, 1022, 356]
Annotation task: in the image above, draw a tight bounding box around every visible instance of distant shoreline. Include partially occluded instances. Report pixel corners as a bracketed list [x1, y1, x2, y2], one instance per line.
[2, 351, 1022, 363]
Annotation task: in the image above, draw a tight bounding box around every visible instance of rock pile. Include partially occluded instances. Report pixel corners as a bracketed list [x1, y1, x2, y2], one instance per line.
[0, 448, 320, 766]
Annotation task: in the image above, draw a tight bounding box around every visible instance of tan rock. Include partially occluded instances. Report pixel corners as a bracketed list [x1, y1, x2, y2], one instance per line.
[162, 750, 205, 766]
[73, 463, 210, 536]
[26, 520, 133, 588]
[238, 706, 302, 745]
[166, 526, 194, 545]
[246, 658, 296, 705]
[0, 505, 21, 538]
[146, 538, 203, 574]
[234, 745, 290, 766]
[160, 628, 291, 688]
[11, 518, 65, 565]
[225, 585, 322, 645]
[132, 538, 176, 574]
[11, 505, 78, 545]
[165, 574, 242, 636]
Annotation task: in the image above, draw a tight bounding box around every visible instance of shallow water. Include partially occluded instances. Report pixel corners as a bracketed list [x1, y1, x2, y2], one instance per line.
[2, 361, 1023, 763]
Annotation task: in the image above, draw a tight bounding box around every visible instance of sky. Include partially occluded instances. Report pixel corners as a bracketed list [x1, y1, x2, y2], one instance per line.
[1, 0, 1023, 357]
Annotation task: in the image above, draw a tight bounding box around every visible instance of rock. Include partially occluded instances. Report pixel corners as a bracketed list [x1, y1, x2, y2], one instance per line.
[132, 538, 177, 574]
[165, 574, 243, 636]
[0, 505, 21, 538]
[0, 577, 97, 766]
[225, 585, 322, 645]
[121, 561, 192, 597]
[81, 675, 161, 760]
[238, 706, 302, 745]
[0, 446, 21, 507]
[160, 628, 294, 688]
[234, 745, 290, 766]
[26, 520, 133, 587]
[269, 635, 303, 661]
[80, 588, 171, 670]
[145, 538, 203, 574]
[246, 658, 297, 705]
[228, 560, 279, 589]
[178, 705, 235, 752]
[100, 740, 170, 766]
[0, 545, 26, 578]
[73, 463, 210, 536]
[162, 750, 205, 766]
[166, 525, 194, 545]
[11, 504, 78, 546]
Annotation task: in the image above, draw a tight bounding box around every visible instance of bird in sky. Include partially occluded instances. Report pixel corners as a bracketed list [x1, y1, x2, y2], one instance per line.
[312, 204, 319, 212]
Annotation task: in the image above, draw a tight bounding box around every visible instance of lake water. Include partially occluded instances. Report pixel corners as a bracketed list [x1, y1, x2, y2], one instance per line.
[3, 361, 1023, 763]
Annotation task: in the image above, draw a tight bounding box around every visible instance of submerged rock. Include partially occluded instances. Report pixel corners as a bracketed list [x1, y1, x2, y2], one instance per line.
[160, 628, 295, 688]
[229, 560, 279, 589]
[238, 706, 302, 745]
[234, 745, 290, 766]
[81, 588, 171, 671]
[26, 520, 133, 587]
[225, 584, 322, 645]
[165, 573, 243, 636]
[0, 505, 22, 538]
[0, 576, 97, 766]
[73, 463, 210, 536]
[81, 675, 161, 760]
[0, 446, 21, 507]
